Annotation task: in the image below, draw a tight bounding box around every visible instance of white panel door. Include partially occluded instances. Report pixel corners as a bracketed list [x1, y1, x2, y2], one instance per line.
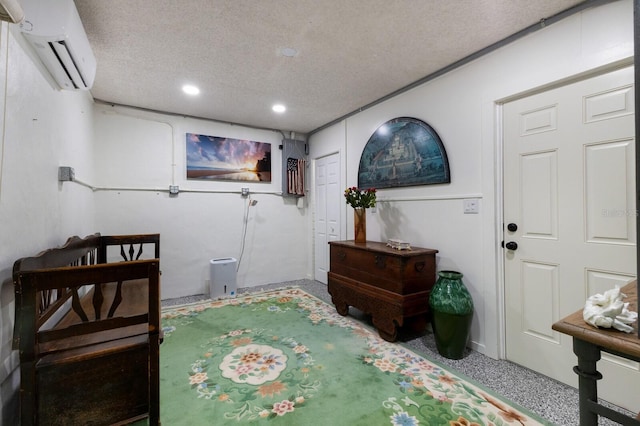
[503, 66, 638, 410]
[314, 153, 340, 283]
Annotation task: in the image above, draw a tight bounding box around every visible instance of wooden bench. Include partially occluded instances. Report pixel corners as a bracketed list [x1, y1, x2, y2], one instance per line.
[12, 233, 161, 425]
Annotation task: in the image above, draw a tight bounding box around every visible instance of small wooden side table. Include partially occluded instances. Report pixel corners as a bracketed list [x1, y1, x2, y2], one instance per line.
[552, 281, 640, 426]
[327, 240, 438, 342]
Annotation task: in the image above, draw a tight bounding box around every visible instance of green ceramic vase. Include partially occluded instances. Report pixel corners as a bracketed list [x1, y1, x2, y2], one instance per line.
[429, 271, 474, 360]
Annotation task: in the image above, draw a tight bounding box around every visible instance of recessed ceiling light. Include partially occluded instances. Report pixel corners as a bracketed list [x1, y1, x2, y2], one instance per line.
[272, 104, 286, 113]
[281, 47, 297, 57]
[182, 84, 200, 95]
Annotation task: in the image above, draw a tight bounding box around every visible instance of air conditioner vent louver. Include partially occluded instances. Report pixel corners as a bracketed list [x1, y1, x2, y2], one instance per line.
[48, 40, 89, 90]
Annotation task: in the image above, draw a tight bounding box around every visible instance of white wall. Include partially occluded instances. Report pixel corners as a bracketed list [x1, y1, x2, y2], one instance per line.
[309, 0, 634, 358]
[0, 24, 96, 424]
[90, 105, 310, 300]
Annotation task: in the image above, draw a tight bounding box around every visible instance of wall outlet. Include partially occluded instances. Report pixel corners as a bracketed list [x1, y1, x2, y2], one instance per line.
[169, 185, 179, 195]
[463, 198, 480, 214]
[241, 187, 250, 196]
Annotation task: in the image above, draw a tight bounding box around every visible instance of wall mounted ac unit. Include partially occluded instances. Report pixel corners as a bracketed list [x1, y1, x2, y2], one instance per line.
[0, 0, 24, 23]
[19, 0, 96, 90]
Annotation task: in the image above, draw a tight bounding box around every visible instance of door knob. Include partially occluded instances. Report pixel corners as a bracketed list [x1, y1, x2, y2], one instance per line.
[507, 223, 518, 232]
[505, 241, 518, 251]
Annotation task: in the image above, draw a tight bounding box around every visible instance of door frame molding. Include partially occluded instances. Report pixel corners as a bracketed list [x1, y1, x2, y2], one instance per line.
[494, 101, 507, 359]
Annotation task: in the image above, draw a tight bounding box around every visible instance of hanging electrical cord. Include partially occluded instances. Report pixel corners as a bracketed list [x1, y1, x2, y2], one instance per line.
[236, 196, 257, 271]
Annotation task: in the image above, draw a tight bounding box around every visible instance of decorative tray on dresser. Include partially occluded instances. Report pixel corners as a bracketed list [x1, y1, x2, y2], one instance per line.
[327, 240, 438, 342]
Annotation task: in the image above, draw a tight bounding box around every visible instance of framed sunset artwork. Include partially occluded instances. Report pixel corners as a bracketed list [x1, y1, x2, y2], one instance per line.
[186, 133, 271, 182]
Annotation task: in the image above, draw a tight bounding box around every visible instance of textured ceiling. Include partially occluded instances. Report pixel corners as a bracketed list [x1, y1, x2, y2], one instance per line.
[74, 0, 591, 135]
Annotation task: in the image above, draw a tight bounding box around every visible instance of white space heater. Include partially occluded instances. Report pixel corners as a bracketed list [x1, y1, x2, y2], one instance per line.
[209, 257, 237, 299]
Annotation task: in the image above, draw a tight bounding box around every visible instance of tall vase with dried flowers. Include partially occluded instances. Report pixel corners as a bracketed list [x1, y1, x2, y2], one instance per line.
[344, 187, 376, 243]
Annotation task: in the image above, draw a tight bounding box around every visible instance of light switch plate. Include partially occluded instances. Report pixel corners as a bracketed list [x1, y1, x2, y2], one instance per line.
[463, 198, 479, 214]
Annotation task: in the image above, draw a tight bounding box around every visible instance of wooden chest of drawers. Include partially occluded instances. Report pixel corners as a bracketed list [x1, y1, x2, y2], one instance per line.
[327, 240, 438, 341]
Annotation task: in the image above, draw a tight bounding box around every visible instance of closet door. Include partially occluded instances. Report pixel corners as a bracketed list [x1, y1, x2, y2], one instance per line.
[314, 152, 341, 283]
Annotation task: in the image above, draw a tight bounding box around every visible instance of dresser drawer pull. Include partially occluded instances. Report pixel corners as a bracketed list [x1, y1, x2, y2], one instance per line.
[415, 262, 425, 272]
[337, 251, 347, 261]
[374, 255, 386, 269]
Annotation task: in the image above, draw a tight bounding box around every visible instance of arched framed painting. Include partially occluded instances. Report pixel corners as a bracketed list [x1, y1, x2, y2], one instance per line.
[358, 117, 450, 189]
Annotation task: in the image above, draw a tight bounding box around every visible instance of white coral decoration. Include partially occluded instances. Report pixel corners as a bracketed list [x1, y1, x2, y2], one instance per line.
[583, 286, 638, 333]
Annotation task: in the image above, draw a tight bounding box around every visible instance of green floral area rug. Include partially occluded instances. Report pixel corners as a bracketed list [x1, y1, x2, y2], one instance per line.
[158, 288, 553, 425]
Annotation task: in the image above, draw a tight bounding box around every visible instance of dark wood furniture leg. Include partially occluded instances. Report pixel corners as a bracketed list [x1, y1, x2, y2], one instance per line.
[572, 339, 640, 426]
[372, 316, 398, 342]
[572, 339, 601, 426]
